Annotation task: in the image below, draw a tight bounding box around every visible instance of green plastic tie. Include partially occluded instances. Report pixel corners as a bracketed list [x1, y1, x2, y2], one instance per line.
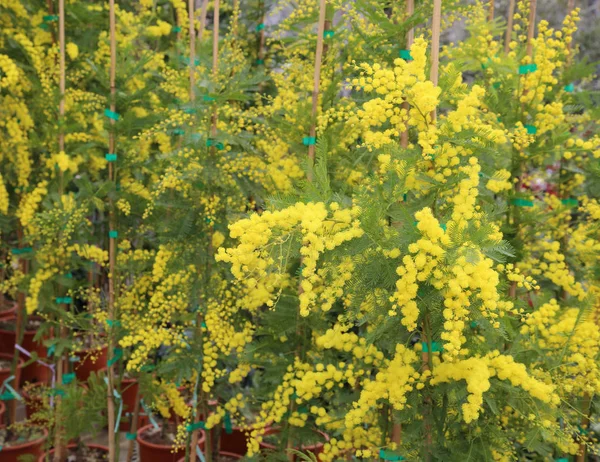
[524, 124, 537, 135]
[172, 26, 182, 33]
[256, 59, 264, 65]
[511, 198, 534, 207]
[224, 412, 233, 434]
[62, 373, 76, 385]
[492, 82, 501, 89]
[47, 345, 56, 357]
[555, 459, 568, 462]
[65, 272, 73, 279]
[380, 449, 405, 461]
[56, 297, 73, 304]
[50, 389, 66, 397]
[470, 321, 478, 329]
[183, 108, 196, 114]
[107, 348, 123, 367]
[105, 153, 117, 162]
[256, 23, 265, 31]
[399, 49, 412, 60]
[203, 95, 215, 102]
[126, 432, 137, 441]
[421, 341, 442, 353]
[106, 319, 121, 327]
[43, 15, 59, 22]
[11, 247, 33, 255]
[104, 109, 120, 121]
[323, 30, 334, 38]
[109, 230, 118, 239]
[187, 421, 205, 432]
[173, 129, 185, 135]
[518, 63, 537, 74]
[564, 83, 574, 93]
[201, 322, 207, 329]
[206, 139, 224, 149]
[302, 136, 316, 146]
[561, 198, 578, 207]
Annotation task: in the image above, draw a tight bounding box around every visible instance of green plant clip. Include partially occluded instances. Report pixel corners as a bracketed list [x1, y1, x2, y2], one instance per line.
[511, 198, 534, 207]
[106, 319, 121, 327]
[323, 30, 334, 38]
[518, 63, 537, 74]
[43, 15, 59, 22]
[256, 23, 265, 31]
[173, 129, 185, 135]
[172, 26, 182, 33]
[492, 82, 501, 89]
[183, 108, 197, 114]
[206, 139, 224, 150]
[47, 345, 56, 357]
[108, 348, 123, 367]
[555, 459, 568, 462]
[11, 247, 33, 255]
[50, 389, 66, 397]
[0, 391, 14, 401]
[564, 83, 574, 93]
[187, 421, 205, 432]
[421, 341, 442, 353]
[470, 321, 478, 329]
[56, 297, 73, 304]
[399, 49, 412, 60]
[62, 373, 76, 385]
[524, 124, 537, 135]
[379, 449, 405, 461]
[256, 59, 264, 65]
[109, 230, 118, 239]
[105, 153, 117, 162]
[561, 198, 578, 207]
[126, 432, 137, 440]
[201, 322, 207, 329]
[302, 136, 316, 146]
[104, 109, 120, 121]
[65, 272, 73, 278]
[203, 95, 215, 102]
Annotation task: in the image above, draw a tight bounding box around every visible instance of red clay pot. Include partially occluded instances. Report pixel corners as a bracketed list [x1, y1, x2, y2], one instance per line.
[0, 352, 24, 387]
[137, 423, 206, 462]
[219, 427, 249, 456]
[177, 451, 242, 462]
[0, 316, 51, 385]
[259, 428, 329, 460]
[0, 427, 48, 462]
[73, 344, 107, 382]
[38, 443, 109, 462]
[0, 299, 17, 321]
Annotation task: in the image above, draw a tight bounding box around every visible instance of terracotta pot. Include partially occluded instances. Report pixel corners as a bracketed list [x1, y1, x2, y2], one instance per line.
[0, 300, 17, 321]
[137, 423, 206, 462]
[0, 316, 51, 384]
[0, 427, 48, 462]
[177, 451, 242, 462]
[99, 367, 141, 431]
[219, 427, 249, 456]
[0, 400, 5, 420]
[0, 352, 24, 387]
[38, 443, 109, 462]
[73, 344, 108, 382]
[259, 428, 329, 460]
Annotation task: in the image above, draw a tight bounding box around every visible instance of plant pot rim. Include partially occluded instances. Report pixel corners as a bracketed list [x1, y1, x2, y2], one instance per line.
[259, 428, 329, 451]
[176, 450, 243, 462]
[137, 423, 206, 449]
[38, 442, 109, 462]
[0, 352, 24, 369]
[0, 426, 48, 452]
[0, 314, 43, 332]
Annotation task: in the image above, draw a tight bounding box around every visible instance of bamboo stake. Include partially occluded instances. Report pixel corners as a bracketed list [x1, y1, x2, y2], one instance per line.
[400, 0, 414, 149]
[306, 0, 327, 179]
[197, 0, 209, 40]
[488, 0, 494, 21]
[51, 1, 67, 459]
[504, 0, 516, 53]
[429, 0, 441, 122]
[126, 384, 142, 462]
[257, 0, 266, 62]
[106, 0, 118, 460]
[188, 0, 196, 103]
[566, 0, 576, 64]
[525, 0, 537, 58]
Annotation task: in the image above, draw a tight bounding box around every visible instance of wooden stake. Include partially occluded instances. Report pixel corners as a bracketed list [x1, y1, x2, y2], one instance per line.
[525, 0, 537, 58]
[400, 0, 414, 149]
[488, 0, 494, 21]
[307, 0, 327, 178]
[106, 0, 118, 460]
[188, 0, 196, 103]
[429, 0, 441, 122]
[566, 0, 576, 64]
[197, 0, 209, 40]
[126, 384, 141, 462]
[504, 0, 516, 53]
